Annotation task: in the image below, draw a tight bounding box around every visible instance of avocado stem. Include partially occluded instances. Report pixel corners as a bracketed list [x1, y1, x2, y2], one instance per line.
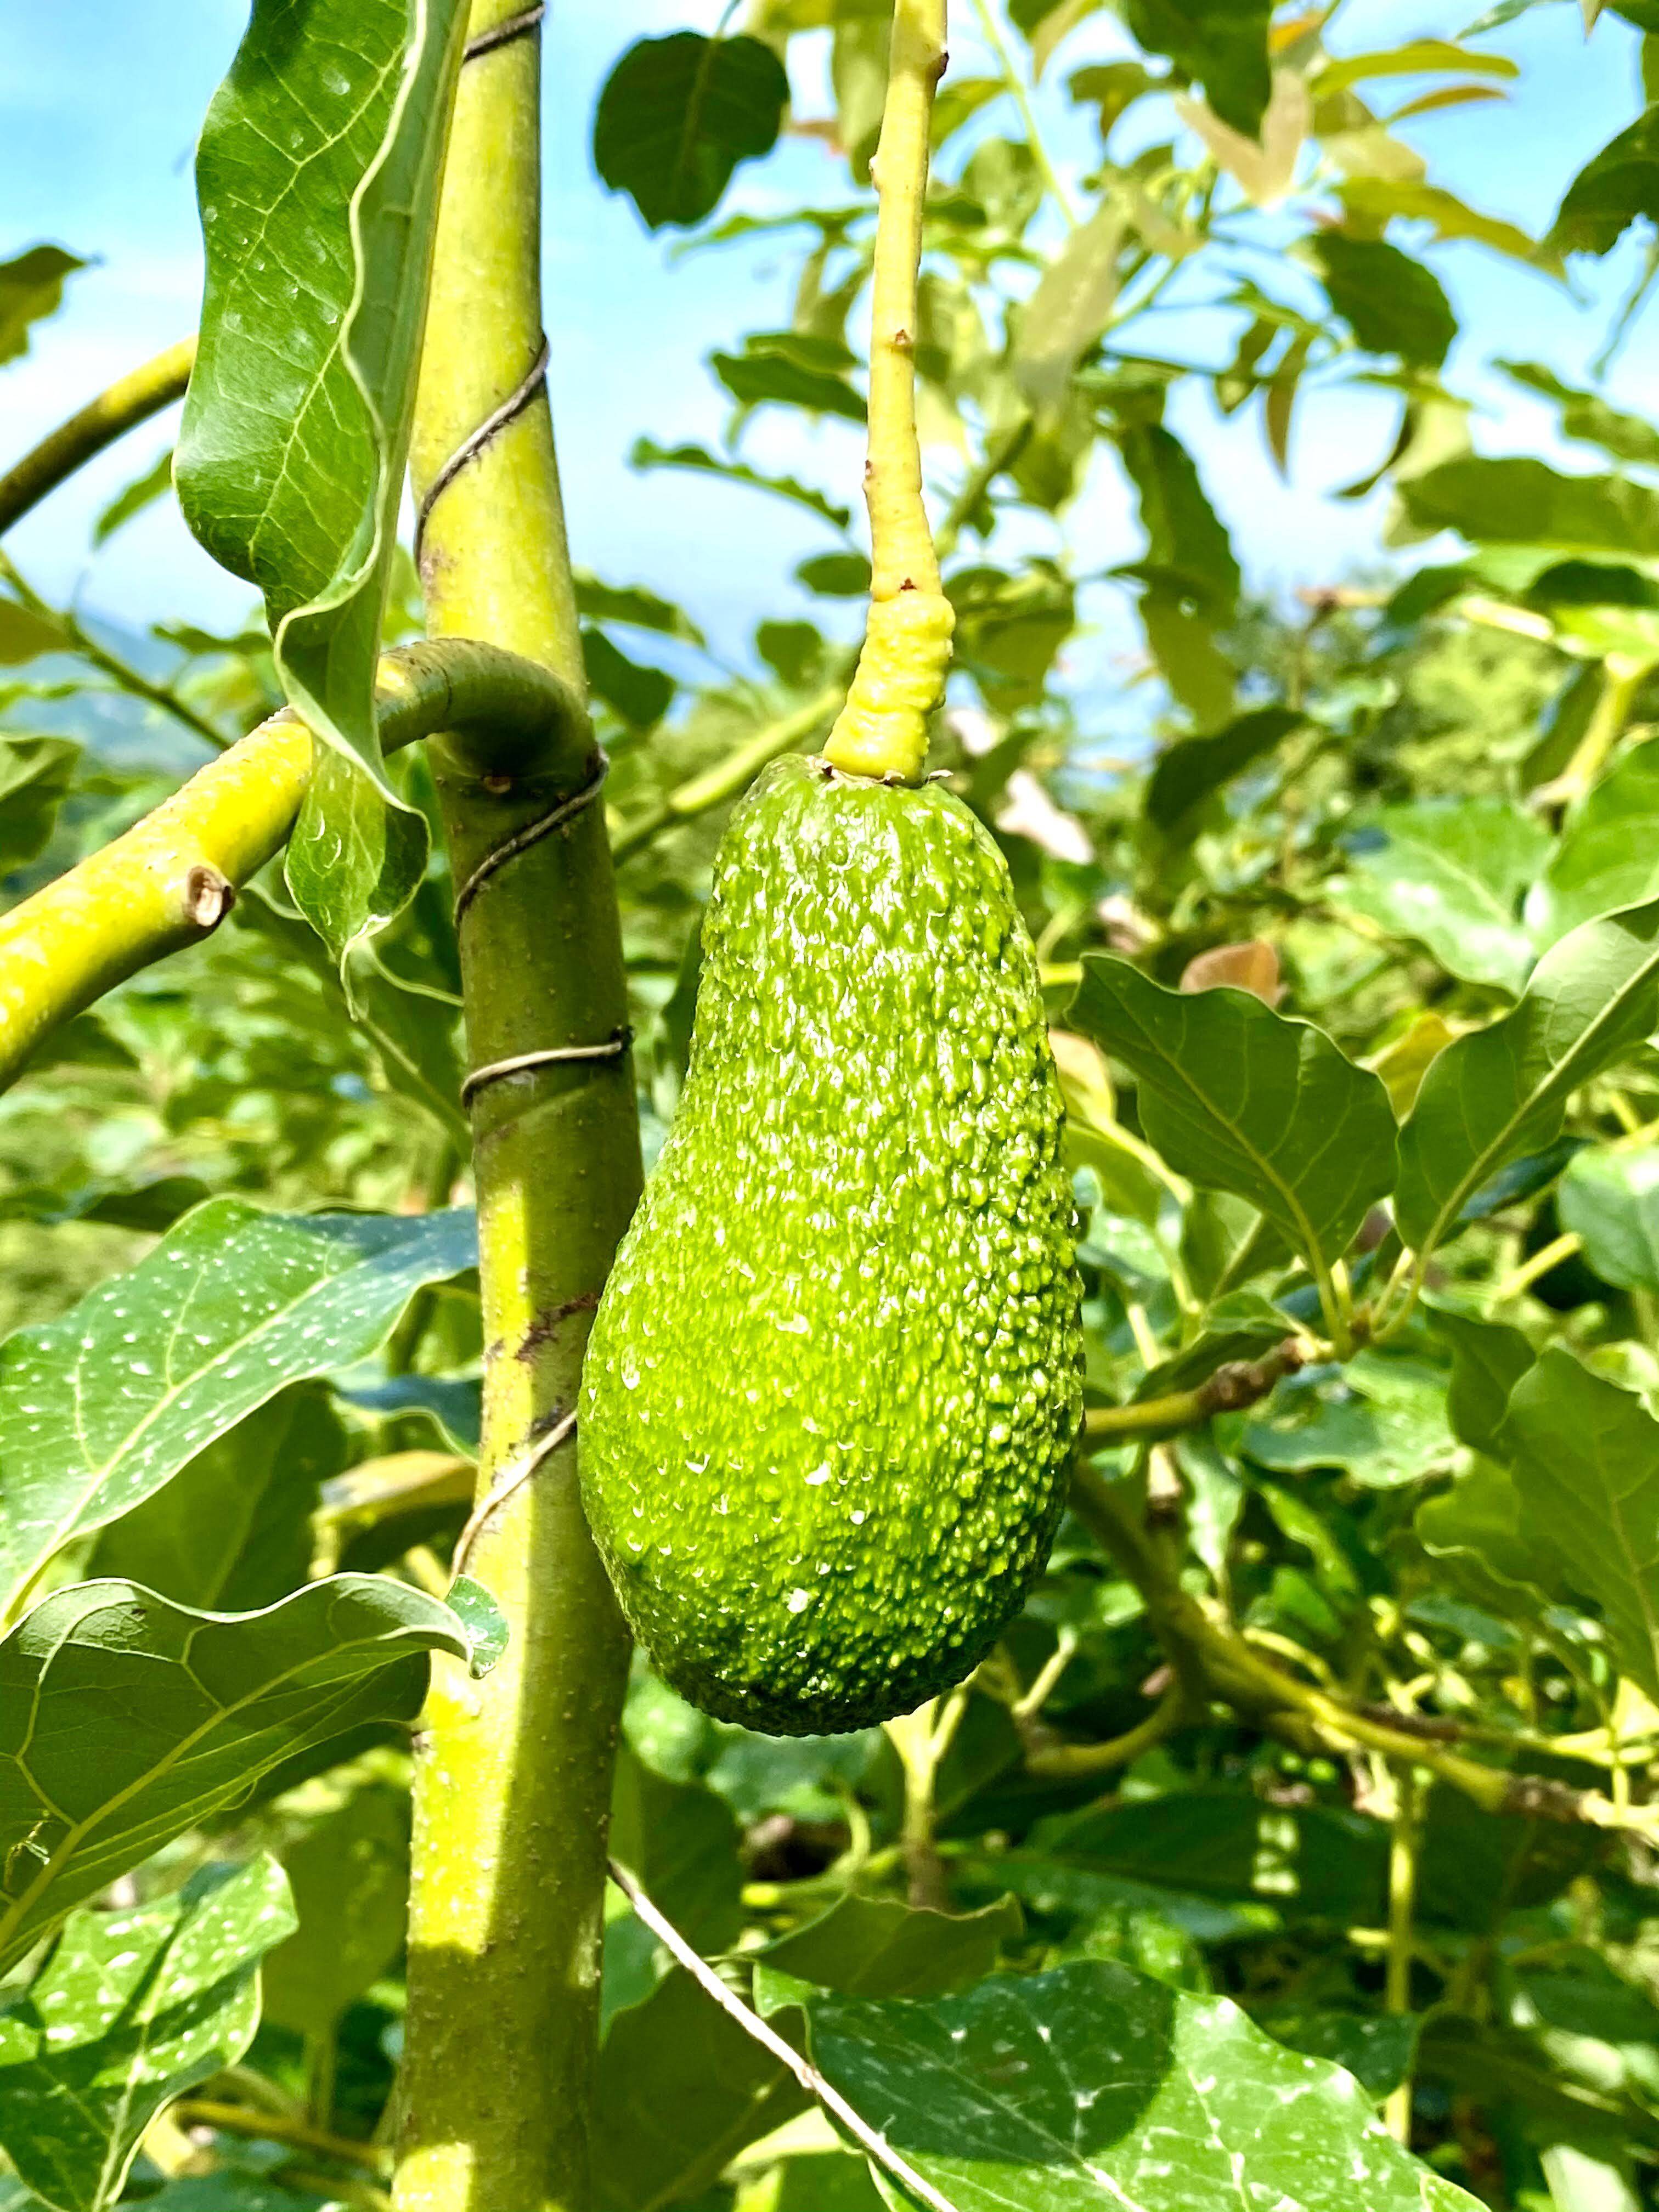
[823, 0, 955, 787]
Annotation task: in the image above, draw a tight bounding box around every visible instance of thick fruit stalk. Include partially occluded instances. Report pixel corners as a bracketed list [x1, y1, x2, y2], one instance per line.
[394, 5, 638, 2209]
[823, 0, 954, 786]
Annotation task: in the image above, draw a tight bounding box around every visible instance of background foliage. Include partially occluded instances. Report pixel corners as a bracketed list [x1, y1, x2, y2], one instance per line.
[9, 1, 1659, 2206]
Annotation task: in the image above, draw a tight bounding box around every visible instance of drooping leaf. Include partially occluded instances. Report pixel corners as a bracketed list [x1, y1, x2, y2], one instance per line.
[1013, 202, 1127, 413]
[1398, 455, 1659, 554]
[1534, 736, 1659, 946]
[582, 628, 676, 727]
[1334, 797, 1549, 993]
[261, 1780, 408, 2039]
[630, 436, 852, 528]
[86, 1385, 348, 1613]
[1311, 234, 1456, 369]
[0, 247, 87, 366]
[91, 449, 175, 548]
[1070, 956, 1397, 1267]
[1124, 0, 1272, 138]
[1117, 422, 1240, 619]
[1559, 1146, 1659, 1294]
[768, 1960, 1479, 2210]
[1395, 898, 1659, 1254]
[0, 738, 80, 873]
[1499, 359, 1659, 467]
[176, 0, 467, 960]
[0, 1856, 295, 2212]
[0, 1200, 477, 1617]
[712, 335, 867, 424]
[1550, 105, 1659, 257]
[0, 1576, 466, 1973]
[574, 572, 705, 645]
[1144, 707, 1301, 831]
[594, 33, 790, 231]
[1498, 1351, 1659, 1700]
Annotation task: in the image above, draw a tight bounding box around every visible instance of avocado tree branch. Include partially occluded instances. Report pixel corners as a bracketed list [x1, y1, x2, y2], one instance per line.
[395, 2, 639, 2204]
[1081, 1339, 1306, 1447]
[823, 0, 955, 785]
[0, 637, 582, 1096]
[1070, 1458, 1659, 1841]
[0, 335, 196, 540]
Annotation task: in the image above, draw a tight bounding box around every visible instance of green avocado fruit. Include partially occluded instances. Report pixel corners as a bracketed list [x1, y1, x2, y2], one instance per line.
[579, 752, 1083, 1735]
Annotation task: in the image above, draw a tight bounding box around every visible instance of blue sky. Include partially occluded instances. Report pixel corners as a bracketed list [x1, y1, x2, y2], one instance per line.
[0, 0, 1650, 691]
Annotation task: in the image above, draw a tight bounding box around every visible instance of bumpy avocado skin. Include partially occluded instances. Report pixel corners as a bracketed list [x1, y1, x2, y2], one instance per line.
[579, 753, 1083, 1735]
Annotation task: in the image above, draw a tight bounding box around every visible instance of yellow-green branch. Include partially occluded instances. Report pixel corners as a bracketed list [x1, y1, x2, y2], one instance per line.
[823, 0, 954, 785]
[0, 639, 582, 1094]
[0, 336, 196, 539]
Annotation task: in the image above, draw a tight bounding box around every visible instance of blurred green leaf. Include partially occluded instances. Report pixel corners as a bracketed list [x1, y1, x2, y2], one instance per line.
[0, 1200, 477, 1616]
[1256, 2008, 1419, 2097]
[1334, 797, 1549, 992]
[1535, 737, 1659, 946]
[594, 32, 789, 230]
[583, 627, 676, 727]
[1500, 359, 1659, 466]
[1144, 707, 1300, 832]
[759, 1893, 1022, 1998]
[1339, 178, 1541, 262]
[0, 1576, 465, 1973]
[1118, 423, 1240, 618]
[1071, 957, 1397, 1267]
[713, 337, 867, 424]
[0, 247, 87, 365]
[0, 1855, 295, 2212]
[176, 0, 466, 958]
[0, 737, 79, 872]
[1398, 456, 1659, 553]
[1125, 0, 1271, 137]
[1013, 203, 1127, 413]
[1312, 235, 1457, 369]
[1427, 1304, 1536, 1457]
[631, 436, 852, 528]
[262, 1779, 408, 2039]
[797, 551, 872, 596]
[91, 448, 174, 548]
[1395, 899, 1659, 1253]
[575, 572, 705, 645]
[0, 602, 70, 667]
[1550, 105, 1659, 256]
[1559, 1145, 1659, 1291]
[610, 1743, 743, 1956]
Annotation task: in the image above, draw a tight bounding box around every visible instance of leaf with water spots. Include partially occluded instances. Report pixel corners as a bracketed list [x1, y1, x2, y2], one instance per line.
[770, 1960, 1479, 2211]
[0, 1576, 466, 1975]
[0, 1855, 295, 2212]
[0, 1200, 477, 1619]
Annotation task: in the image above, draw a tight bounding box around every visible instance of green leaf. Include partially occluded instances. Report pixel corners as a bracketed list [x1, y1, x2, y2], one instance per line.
[574, 572, 705, 645]
[0, 601, 70, 667]
[1118, 423, 1240, 619]
[948, 561, 1076, 713]
[1334, 797, 1549, 993]
[1426, 1304, 1536, 1457]
[1397, 456, 1659, 554]
[0, 1574, 464, 1973]
[594, 33, 790, 231]
[1559, 1146, 1659, 1293]
[712, 338, 867, 424]
[1235, 1350, 1456, 1489]
[1255, 2008, 1420, 2097]
[1125, 0, 1272, 138]
[1339, 179, 1542, 263]
[1535, 736, 1659, 947]
[1311, 235, 1457, 369]
[0, 737, 80, 873]
[778, 1959, 1478, 2210]
[86, 1386, 348, 1613]
[1499, 359, 1659, 467]
[1013, 202, 1127, 413]
[582, 628, 676, 727]
[630, 436, 852, 528]
[610, 1744, 743, 1957]
[0, 1856, 296, 2212]
[0, 1200, 477, 1618]
[261, 1780, 407, 2039]
[91, 449, 174, 548]
[1550, 105, 1659, 257]
[176, 0, 467, 960]
[446, 1575, 508, 1675]
[1394, 899, 1659, 1254]
[798, 551, 872, 596]
[1070, 956, 1397, 1268]
[1498, 1350, 1659, 1699]
[1144, 706, 1301, 831]
[758, 1893, 1022, 1999]
[0, 247, 87, 366]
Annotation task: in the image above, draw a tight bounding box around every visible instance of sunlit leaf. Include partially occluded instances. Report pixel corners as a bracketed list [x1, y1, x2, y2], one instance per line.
[0, 1200, 477, 1617]
[0, 247, 87, 366]
[91, 449, 174, 548]
[1339, 179, 1542, 262]
[1070, 957, 1396, 1267]
[0, 1856, 295, 2212]
[1534, 736, 1659, 945]
[594, 32, 789, 231]
[176, 0, 467, 958]
[1500, 358, 1659, 467]
[0, 1576, 466, 1973]
[1334, 797, 1548, 992]
[1013, 202, 1127, 411]
[1125, 0, 1272, 138]
[630, 436, 852, 528]
[1550, 105, 1659, 257]
[1395, 898, 1659, 1254]
[1398, 455, 1659, 553]
[1312, 234, 1456, 369]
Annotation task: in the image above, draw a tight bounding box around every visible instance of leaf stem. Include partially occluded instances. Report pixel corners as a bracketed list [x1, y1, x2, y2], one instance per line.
[967, 0, 1077, 227]
[1383, 1765, 1422, 2143]
[823, 0, 955, 783]
[0, 335, 196, 540]
[168, 2098, 389, 2174]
